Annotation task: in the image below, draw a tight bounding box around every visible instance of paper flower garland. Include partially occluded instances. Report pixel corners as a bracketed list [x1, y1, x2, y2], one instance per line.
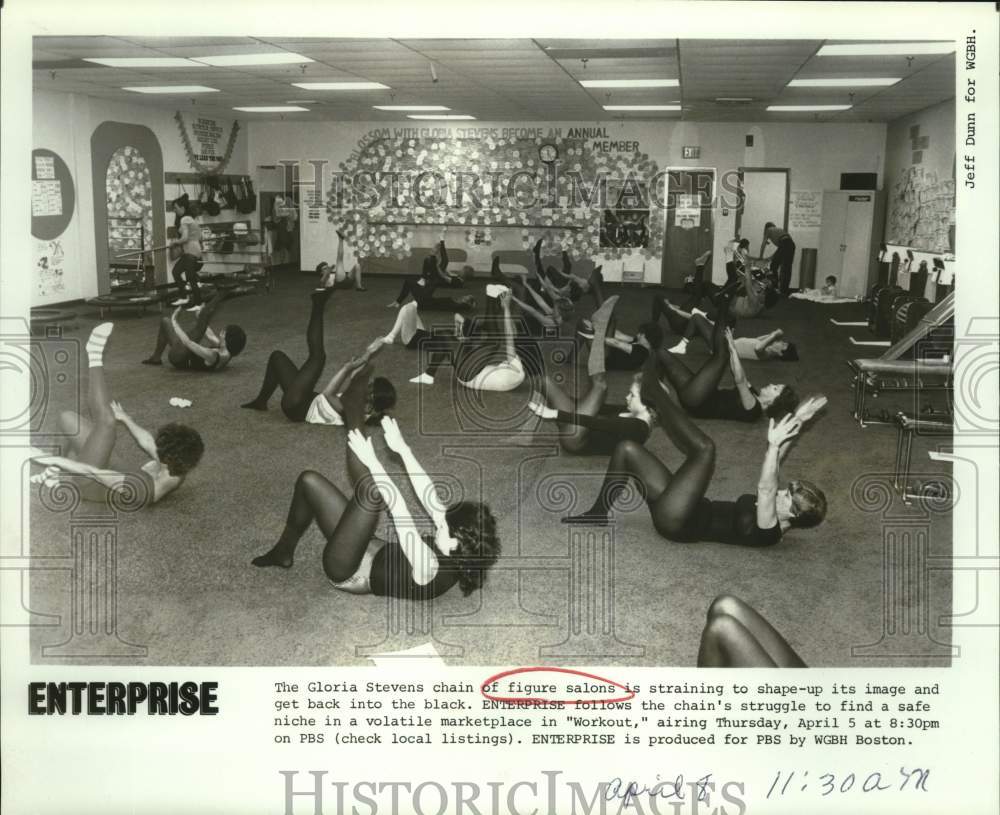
[174, 111, 241, 175]
[328, 133, 664, 262]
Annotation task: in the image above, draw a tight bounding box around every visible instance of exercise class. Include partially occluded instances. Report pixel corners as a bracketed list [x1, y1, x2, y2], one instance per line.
[24, 32, 958, 667]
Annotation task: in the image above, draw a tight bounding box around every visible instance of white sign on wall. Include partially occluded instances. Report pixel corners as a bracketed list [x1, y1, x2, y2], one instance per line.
[789, 190, 823, 230]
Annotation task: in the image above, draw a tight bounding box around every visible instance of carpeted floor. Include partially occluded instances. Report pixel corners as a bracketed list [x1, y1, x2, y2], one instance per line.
[28, 271, 953, 667]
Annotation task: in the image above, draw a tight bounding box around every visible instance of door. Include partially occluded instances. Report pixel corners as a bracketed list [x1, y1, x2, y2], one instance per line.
[817, 191, 848, 287]
[661, 170, 714, 287]
[735, 167, 789, 256]
[841, 193, 874, 298]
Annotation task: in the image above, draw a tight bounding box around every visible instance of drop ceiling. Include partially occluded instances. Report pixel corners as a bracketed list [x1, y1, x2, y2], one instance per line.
[33, 37, 956, 123]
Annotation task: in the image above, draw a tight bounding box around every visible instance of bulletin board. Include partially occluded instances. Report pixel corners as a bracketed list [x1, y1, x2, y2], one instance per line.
[31, 148, 75, 240]
[886, 165, 955, 254]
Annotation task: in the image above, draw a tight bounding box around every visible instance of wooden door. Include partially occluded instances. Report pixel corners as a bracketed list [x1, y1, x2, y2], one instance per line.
[661, 170, 714, 287]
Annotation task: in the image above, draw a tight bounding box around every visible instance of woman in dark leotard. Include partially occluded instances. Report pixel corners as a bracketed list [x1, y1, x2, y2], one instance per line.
[697, 595, 807, 667]
[389, 244, 474, 310]
[527, 295, 657, 455]
[562, 358, 828, 545]
[241, 289, 391, 423]
[654, 299, 799, 423]
[251, 368, 501, 600]
[141, 290, 246, 371]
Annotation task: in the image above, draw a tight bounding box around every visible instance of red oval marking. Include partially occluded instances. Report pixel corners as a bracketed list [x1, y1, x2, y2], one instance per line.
[480, 666, 636, 706]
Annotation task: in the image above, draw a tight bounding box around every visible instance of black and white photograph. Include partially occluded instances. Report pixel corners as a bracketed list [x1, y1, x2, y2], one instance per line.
[2, 2, 997, 813]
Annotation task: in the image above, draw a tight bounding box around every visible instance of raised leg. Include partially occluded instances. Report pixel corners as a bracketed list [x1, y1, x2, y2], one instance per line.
[142, 317, 174, 364]
[674, 306, 730, 411]
[541, 373, 608, 453]
[78, 325, 118, 469]
[277, 291, 331, 419]
[697, 595, 806, 667]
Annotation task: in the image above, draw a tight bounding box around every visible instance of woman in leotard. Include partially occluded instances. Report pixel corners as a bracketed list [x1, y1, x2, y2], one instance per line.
[655, 297, 797, 360]
[251, 379, 501, 600]
[526, 296, 657, 455]
[317, 230, 366, 291]
[31, 323, 203, 506]
[409, 287, 542, 391]
[697, 595, 807, 667]
[388, 243, 474, 310]
[562, 357, 827, 546]
[241, 288, 392, 423]
[653, 298, 799, 423]
[141, 290, 246, 371]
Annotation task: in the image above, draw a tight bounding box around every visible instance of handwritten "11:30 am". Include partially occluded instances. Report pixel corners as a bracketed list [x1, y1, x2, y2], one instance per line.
[766, 767, 929, 799]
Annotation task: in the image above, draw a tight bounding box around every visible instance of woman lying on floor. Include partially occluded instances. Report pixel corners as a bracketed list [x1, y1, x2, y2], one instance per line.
[697, 595, 806, 667]
[316, 230, 366, 291]
[576, 293, 664, 372]
[387, 243, 473, 310]
[531, 239, 597, 305]
[489, 257, 566, 333]
[141, 290, 247, 371]
[251, 366, 501, 600]
[652, 295, 798, 360]
[409, 287, 542, 391]
[32, 323, 204, 505]
[562, 354, 827, 547]
[653, 298, 799, 423]
[526, 295, 657, 455]
[241, 288, 391, 424]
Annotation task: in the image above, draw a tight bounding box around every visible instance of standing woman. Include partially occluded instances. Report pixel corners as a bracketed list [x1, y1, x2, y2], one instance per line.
[169, 194, 204, 308]
[760, 221, 796, 296]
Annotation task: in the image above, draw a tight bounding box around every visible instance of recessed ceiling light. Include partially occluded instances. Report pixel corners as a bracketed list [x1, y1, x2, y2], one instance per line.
[580, 79, 679, 88]
[406, 114, 476, 120]
[603, 105, 681, 111]
[789, 78, 901, 87]
[123, 85, 219, 94]
[293, 82, 390, 91]
[193, 53, 313, 67]
[373, 105, 451, 111]
[817, 42, 954, 57]
[767, 104, 852, 111]
[84, 57, 199, 67]
[233, 106, 309, 112]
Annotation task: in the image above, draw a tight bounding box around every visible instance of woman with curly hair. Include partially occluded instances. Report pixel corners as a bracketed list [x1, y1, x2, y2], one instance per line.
[31, 323, 203, 505]
[252, 411, 500, 601]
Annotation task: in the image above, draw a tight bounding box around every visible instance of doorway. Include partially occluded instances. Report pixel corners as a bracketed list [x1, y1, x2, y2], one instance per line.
[661, 169, 715, 287]
[734, 167, 790, 254]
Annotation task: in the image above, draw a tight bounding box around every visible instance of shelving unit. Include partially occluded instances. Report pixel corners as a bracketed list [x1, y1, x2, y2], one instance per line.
[107, 216, 150, 291]
[196, 221, 273, 294]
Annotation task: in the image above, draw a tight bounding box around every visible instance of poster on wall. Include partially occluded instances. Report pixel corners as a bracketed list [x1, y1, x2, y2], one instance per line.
[789, 190, 823, 229]
[31, 180, 62, 217]
[33, 237, 66, 298]
[673, 193, 702, 227]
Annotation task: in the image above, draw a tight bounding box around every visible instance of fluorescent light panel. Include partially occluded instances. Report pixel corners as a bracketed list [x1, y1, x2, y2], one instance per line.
[374, 105, 450, 111]
[603, 105, 680, 111]
[406, 114, 475, 120]
[817, 42, 954, 56]
[767, 104, 852, 111]
[84, 57, 198, 67]
[293, 81, 389, 90]
[194, 53, 313, 66]
[123, 85, 219, 94]
[789, 77, 900, 87]
[233, 106, 309, 112]
[581, 79, 678, 88]
[715, 97, 754, 101]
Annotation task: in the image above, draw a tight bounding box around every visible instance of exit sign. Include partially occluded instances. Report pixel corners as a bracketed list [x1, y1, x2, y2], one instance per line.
[682, 146, 700, 159]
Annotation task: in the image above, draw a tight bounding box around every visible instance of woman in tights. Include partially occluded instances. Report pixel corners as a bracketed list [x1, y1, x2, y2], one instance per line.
[31, 323, 203, 505]
[653, 298, 799, 423]
[526, 295, 657, 455]
[409, 287, 542, 392]
[388, 242, 473, 310]
[562, 356, 827, 548]
[697, 595, 807, 667]
[241, 288, 390, 424]
[251, 367, 501, 600]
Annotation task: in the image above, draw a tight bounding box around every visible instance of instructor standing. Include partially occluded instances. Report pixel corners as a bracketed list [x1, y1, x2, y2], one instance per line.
[760, 221, 796, 296]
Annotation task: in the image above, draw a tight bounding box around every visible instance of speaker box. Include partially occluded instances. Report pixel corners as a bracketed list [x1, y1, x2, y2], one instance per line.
[840, 172, 877, 190]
